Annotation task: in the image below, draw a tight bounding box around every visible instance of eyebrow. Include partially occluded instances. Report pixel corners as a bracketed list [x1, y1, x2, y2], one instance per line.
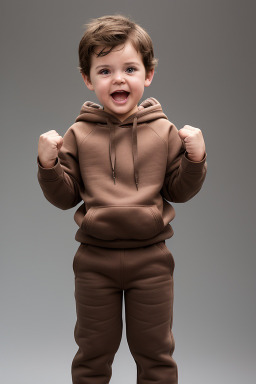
[95, 62, 140, 70]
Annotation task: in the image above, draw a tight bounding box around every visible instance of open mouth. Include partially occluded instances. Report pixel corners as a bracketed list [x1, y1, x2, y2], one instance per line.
[111, 90, 130, 103]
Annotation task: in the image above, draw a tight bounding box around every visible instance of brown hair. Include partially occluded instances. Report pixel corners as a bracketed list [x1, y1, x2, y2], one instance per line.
[78, 14, 158, 81]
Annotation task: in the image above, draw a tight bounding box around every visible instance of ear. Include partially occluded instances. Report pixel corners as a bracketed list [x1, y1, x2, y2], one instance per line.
[144, 68, 154, 87]
[81, 72, 94, 91]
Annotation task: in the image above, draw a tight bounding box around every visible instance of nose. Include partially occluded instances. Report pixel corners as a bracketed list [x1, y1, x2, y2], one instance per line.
[113, 71, 125, 84]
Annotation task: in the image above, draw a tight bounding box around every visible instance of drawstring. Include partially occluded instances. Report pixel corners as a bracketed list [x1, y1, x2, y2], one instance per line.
[106, 116, 139, 190]
[107, 118, 116, 185]
[132, 116, 139, 190]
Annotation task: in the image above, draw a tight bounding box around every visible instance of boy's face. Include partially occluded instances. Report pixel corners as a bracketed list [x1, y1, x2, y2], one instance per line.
[82, 40, 154, 122]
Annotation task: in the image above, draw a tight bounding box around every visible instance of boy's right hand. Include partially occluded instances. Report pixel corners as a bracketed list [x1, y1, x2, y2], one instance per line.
[38, 130, 64, 168]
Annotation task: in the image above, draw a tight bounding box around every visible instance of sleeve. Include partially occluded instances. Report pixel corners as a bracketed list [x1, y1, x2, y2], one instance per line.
[160, 123, 207, 203]
[37, 127, 83, 210]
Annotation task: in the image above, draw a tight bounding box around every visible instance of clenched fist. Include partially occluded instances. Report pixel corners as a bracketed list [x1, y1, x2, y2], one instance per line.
[38, 130, 64, 168]
[178, 125, 206, 162]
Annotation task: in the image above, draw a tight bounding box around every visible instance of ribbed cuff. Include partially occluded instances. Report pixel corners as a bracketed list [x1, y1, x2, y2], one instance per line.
[181, 151, 207, 172]
[37, 156, 63, 180]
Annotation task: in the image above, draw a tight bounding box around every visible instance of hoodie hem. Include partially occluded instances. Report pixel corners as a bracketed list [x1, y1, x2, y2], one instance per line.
[74, 224, 174, 249]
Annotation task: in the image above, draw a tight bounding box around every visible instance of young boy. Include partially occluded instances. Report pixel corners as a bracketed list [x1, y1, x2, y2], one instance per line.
[37, 14, 207, 384]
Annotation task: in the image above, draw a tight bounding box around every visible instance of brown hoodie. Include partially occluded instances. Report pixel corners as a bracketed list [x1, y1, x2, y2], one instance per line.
[37, 97, 207, 248]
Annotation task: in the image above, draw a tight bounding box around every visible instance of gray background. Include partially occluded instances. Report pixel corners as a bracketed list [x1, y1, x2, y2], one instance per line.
[1, 0, 255, 383]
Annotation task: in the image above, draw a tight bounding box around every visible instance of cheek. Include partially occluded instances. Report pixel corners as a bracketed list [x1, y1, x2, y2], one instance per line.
[133, 74, 145, 85]
[131, 77, 145, 93]
[95, 79, 109, 93]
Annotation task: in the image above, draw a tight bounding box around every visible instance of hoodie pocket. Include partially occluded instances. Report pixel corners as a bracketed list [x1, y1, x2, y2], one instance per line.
[80, 205, 165, 240]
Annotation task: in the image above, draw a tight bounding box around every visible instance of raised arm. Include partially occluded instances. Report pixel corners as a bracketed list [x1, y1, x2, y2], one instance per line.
[160, 123, 207, 203]
[37, 127, 83, 210]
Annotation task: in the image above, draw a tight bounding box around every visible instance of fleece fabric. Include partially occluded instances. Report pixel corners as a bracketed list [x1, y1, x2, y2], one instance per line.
[37, 97, 207, 248]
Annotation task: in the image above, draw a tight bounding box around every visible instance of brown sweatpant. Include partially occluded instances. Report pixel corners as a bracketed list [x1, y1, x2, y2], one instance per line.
[71, 240, 178, 384]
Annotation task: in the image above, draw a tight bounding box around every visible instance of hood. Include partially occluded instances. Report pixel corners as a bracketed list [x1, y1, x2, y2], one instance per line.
[75, 97, 168, 190]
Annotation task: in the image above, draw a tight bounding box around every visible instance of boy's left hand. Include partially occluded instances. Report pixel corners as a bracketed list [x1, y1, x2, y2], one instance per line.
[178, 125, 206, 162]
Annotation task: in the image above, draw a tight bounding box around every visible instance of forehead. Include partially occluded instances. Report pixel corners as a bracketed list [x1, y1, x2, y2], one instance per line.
[91, 41, 143, 66]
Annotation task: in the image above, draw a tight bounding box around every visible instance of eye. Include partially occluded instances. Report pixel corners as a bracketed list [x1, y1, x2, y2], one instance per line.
[126, 67, 136, 74]
[99, 69, 110, 75]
